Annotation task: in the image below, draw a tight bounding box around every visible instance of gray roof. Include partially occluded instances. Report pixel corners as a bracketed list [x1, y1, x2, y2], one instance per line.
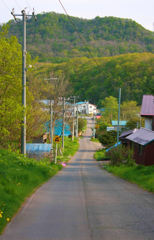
[120, 129, 136, 138]
[126, 128, 154, 146]
[140, 95, 154, 116]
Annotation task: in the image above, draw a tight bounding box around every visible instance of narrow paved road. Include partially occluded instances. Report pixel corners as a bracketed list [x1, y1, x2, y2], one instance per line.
[1, 119, 154, 240]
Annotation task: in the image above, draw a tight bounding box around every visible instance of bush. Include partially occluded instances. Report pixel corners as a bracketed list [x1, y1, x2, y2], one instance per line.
[78, 118, 87, 133]
[107, 145, 135, 166]
[98, 130, 117, 147]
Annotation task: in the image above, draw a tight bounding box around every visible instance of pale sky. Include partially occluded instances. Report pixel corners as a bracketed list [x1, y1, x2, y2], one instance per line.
[0, 0, 154, 31]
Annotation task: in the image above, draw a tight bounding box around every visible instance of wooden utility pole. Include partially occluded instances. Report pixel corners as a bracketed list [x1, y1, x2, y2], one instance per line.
[72, 96, 76, 141]
[117, 88, 121, 143]
[62, 97, 65, 150]
[11, 9, 36, 155]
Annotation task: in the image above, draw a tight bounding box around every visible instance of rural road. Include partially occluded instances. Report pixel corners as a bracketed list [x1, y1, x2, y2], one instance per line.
[1, 119, 154, 240]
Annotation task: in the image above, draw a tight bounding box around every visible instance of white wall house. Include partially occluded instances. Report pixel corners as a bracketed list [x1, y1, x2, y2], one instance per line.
[140, 95, 154, 131]
[76, 102, 97, 115]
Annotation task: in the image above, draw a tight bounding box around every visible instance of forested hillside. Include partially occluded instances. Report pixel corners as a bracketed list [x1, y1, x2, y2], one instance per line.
[31, 52, 154, 105]
[7, 12, 154, 62]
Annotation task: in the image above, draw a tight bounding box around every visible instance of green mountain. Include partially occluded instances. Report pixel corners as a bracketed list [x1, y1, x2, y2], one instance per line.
[31, 52, 154, 105]
[7, 12, 154, 62]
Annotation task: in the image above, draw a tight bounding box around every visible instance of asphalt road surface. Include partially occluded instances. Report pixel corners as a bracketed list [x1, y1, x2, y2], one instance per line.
[1, 119, 154, 240]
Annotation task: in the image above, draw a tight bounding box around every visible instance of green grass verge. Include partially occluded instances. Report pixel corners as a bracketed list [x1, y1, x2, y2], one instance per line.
[90, 138, 100, 143]
[94, 149, 109, 161]
[57, 137, 79, 162]
[0, 137, 79, 233]
[105, 164, 154, 192]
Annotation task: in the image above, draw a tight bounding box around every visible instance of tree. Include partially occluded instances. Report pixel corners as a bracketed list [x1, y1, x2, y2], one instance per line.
[101, 96, 118, 123]
[121, 101, 140, 120]
[0, 26, 23, 149]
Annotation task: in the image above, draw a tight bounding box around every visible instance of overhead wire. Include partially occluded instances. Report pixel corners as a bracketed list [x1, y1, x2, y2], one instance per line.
[1, 0, 11, 11]
[57, 0, 100, 67]
[14, 0, 22, 9]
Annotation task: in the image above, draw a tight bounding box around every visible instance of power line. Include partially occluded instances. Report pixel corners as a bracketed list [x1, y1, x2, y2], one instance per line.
[25, 0, 32, 11]
[1, 0, 11, 11]
[14, 0, 22, 9]
[57, 0, 100, 67]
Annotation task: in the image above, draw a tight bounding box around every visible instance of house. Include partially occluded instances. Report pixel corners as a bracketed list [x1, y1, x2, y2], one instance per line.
[140, 95, 154, 130]
[126, 128, 154, 165]
[76, 101, 97, 115]
[111, 120, 127, 131]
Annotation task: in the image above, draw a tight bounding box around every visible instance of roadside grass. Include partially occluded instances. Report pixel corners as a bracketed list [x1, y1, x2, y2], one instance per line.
[94, 149, 109, 161]
[57, 137, 79, 162]
[0, 137, 79, 233]
[104, 164, 154, 192]
[90, 138, 100, 143]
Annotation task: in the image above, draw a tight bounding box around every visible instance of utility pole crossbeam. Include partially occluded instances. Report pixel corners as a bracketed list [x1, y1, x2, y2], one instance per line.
[11, 9, 36, 155]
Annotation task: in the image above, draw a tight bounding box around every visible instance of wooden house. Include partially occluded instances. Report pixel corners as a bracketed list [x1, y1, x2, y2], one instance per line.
[126, 128, 154, 165]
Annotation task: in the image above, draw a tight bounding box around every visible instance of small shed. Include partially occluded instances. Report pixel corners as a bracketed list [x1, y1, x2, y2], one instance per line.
[126, 128, 154, 165]
[26, 143, 52, 159]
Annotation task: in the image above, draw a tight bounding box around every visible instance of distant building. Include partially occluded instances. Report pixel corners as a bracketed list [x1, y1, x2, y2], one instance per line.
[76, 101, 97, 115]
[140, 95, 154, 130]
[45, 119, 71, 137]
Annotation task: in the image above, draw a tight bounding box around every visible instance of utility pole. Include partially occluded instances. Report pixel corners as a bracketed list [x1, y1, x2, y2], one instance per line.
[11, 9, 36, 155]
[117, 88, 121, 143]
[50, 100, 53, 146]
[72, 96, 76, 141]
[62, 97, 65, 150]
[44, 77, 58, 146]
[76, 106, 78, 137]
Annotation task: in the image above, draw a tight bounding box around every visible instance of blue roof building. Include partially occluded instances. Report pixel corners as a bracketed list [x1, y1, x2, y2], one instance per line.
[45, 119, 71, 137]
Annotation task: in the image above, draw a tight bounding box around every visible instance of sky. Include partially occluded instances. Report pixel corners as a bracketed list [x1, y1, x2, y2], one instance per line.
[0, 0, 154, 31]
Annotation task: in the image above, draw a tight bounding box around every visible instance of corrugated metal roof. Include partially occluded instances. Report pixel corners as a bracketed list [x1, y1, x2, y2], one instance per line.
[120, 129, 135, 138]
[112, 121, 127, 126]
[126, 128, 154, 145]
[140, 95, 154, 116]
[76, 101, 88, 105]
[44, 119, 71, 136]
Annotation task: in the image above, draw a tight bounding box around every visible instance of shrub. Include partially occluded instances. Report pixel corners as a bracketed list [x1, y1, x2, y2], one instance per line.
[107, 145, 135, 166]
[98, 130, 117, 147]
[78, 118, 87, 133]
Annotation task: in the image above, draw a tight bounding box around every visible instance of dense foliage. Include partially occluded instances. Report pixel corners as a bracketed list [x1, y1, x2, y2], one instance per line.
[33, 52, 154, 105]
[106, 145, 135, 166]
[0, 27, 48, 150]
[6, 12, 154, 62]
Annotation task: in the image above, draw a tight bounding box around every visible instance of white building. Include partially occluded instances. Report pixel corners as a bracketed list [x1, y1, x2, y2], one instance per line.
[76, 101, 97, 115]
